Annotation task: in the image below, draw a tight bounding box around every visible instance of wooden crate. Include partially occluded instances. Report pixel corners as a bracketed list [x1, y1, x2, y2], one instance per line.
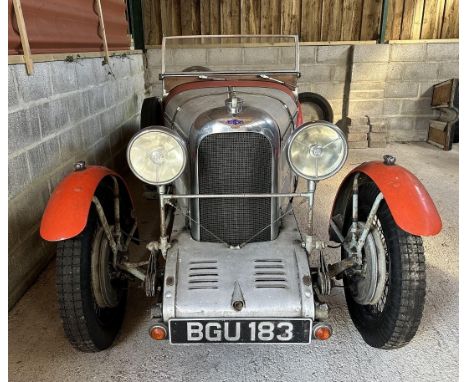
[427, 120, 456, 150]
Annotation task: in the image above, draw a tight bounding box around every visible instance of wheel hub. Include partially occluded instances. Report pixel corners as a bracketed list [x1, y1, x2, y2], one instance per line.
[347, 222, 387, 305]
[91, 227, 120, 308]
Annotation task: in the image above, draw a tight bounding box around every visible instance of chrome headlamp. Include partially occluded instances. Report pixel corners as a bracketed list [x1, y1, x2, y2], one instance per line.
[127, 126, 187, 185]
[287, 121, 348, 181]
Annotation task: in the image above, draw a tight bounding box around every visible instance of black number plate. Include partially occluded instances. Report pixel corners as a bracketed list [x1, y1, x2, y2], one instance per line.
[169, 319, 312, 344]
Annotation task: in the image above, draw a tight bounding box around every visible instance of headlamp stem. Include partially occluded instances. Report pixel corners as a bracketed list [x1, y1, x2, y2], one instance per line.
[304, 180, 320, 256]
[158, 185, 170, 258]
[307, 180, 316, 236]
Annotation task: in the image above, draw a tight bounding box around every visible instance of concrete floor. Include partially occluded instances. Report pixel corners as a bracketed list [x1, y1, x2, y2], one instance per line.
[9, 142, 458, 382]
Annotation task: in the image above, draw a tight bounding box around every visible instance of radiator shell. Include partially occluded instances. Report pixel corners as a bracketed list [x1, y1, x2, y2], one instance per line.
[190, 106, 280, 243]
[163, 85, 298, 244]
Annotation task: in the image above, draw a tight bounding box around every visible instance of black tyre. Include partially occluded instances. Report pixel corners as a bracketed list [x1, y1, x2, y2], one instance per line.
[298, 92, 334, 123]
[56, 208, 127, 352]
[182, 65, 212, 72]
[140, 96, 163, 129]
[342, 181, 426, 349]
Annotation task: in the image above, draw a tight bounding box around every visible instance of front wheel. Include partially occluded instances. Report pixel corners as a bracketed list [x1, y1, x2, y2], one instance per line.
[343, 182, 426, 349]
[56, 208, 127, 352]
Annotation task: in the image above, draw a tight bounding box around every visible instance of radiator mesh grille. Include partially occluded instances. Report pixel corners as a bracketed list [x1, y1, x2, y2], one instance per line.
[198, 132, 272, 245]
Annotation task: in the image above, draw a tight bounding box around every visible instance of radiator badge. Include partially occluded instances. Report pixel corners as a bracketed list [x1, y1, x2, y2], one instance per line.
[220, 118, 252, 128]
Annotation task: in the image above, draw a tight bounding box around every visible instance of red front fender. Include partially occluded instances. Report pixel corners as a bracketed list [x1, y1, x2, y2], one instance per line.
[331, 161, 442, 237]
[40, 166, 134, 242]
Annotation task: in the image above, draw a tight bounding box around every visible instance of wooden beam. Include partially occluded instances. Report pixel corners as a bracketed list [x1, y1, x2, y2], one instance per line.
[400, 0, 418, 39]
[321, 0, 343, 41]
[360, 0, 382, 40]
[143, 0, 162, 45]
[389, 38, 458, 43]
[221, 0, 241, 34]
[209, 0, 221, 34]
[441, 0, 459, 38]
[181, 0, 201, 35]
[145, 40, 377, 50]
[160, 0, 181, 36]
[421, 0, 445, 39]
[301, 40, 377, 46]
[281, 0, 301, 35]
[385, 0, 405, 40]
[410, 0, 425, 39]
[341, 0, 362, 41]
[260, 0, 281, 34]
[240, 0, 261, 34]
[301, 0, 322, 42]
[95, 0, 110, 63]
[200, 0, 209, 34]
[12, 0, 33, 74]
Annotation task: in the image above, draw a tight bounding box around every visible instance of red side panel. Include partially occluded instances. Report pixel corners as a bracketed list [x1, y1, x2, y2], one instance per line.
[40, 166, 127, 241]
[296, 102, 303, 126]
[349, 161, 442, 236]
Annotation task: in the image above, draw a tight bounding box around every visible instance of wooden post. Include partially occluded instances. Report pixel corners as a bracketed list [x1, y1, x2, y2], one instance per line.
[128, 0, 145, 50]
[95, 0, 110, 63]
[12, 0, 33, 74]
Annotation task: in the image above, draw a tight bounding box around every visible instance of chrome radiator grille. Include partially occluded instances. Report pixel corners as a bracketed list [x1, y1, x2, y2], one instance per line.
[198, 132, 272, 245]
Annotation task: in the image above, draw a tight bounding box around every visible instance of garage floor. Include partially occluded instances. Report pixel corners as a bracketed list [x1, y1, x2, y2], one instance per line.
[9, 142, 458, 382]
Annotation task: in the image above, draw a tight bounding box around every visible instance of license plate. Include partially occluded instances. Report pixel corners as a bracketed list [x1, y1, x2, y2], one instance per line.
[169, 319, 312, 344]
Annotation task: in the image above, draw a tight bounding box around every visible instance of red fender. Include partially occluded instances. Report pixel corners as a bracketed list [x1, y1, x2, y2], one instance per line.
[40, 166, 133, 242]
[332, 161, 442, 237]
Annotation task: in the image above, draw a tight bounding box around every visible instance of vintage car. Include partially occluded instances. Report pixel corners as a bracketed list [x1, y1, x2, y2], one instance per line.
[40, 35, 442, 352]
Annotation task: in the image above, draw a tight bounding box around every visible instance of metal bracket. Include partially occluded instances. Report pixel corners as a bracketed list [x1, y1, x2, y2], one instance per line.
[122, 221, 137, 252]
[110, 176, 122, 251]
[356, 193, 384, 253]
[338, 186, 384, 278]
[92, 196, 118, 260]
[317, 251, 331, 295]
[91, 176, 127, 267]
[118, 263, 146, 281]
[350, 173, 360, 249]
[145, 248, 158, 297]
[328, 257, 356, 278]
[329, 218, 345, 243]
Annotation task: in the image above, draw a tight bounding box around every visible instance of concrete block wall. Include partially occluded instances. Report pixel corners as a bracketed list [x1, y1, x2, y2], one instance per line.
[8, 53, 145, 308]
[299, 45, 348, 122]
[145, 41, 458, 143]
[385, 43, 458, 141]
[349, 42, 458, 142]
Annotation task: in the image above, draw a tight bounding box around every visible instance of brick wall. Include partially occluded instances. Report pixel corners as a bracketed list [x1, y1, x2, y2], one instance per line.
[8, 53, 145, 308]
[145, 41, 458, 143]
